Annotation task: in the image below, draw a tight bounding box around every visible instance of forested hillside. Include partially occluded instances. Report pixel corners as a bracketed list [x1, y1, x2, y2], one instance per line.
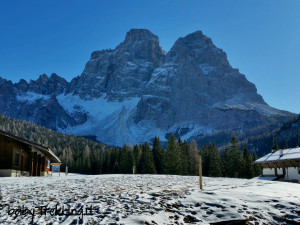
[0, 114, 263, 178]
[247, 114, 300, 156]
[0, 114, 113, 174]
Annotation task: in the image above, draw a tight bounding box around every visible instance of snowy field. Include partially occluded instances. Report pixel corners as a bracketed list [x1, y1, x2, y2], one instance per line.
[0, 174, 299, 225]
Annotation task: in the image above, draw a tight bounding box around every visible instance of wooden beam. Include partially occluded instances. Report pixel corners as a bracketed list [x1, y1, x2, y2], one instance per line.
[29, 152, 33, 176]
[37, 155, 41, 176]
[33, 152, 37, 176]
[41, 156, 45, 172]
[282, 161, 287, 168]
[199, 155, 203, 190]
[289, 160, 296, 168]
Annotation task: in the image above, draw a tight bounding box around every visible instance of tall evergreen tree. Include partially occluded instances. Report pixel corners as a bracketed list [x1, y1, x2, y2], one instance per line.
[119, 145, 134, 174]
[152, 136, 164, 174]
[208, 142, 222, 177]
[252, 151, 262, 176]
[189, 140, 200, 175]
[140, 142, 156, 174]
[83, 145, 92, 173]
[177, 136, 182, 145]
[102, 151, 110, 174]
[242, 144, 254, 178]
[200, 144, 209, 176]
[298, 136, 300, 147]
[222, 136, 243, 177]
[112, 161, 119, 173]
[272, 136, 280, 151]
[133, 145, 142, 173]
[179, 140, 189, 175]
[164, 134, 182, 175]
[109, 148, 119, 173]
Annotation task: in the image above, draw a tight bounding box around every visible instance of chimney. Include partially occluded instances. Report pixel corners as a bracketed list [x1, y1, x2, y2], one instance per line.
[279, 149, 283, 157]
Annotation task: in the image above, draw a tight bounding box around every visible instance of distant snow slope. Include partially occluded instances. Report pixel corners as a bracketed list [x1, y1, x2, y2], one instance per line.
[0, 174, 299, 224]
[56, 94, 168, 146]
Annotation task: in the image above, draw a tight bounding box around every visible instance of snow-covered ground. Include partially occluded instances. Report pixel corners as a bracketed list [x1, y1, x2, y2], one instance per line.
[0, 174, 299, 224]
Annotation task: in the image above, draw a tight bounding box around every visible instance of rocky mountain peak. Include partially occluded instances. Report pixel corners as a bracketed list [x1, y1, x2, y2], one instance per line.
[166, 30, 232, 75]
[72, 29, 166, 100]
[182, 30, 211, 45]
[49, 73, 68, 85]
[116, 28, 165, 66]
[18, 73, 67, 95]
[124, 29, 159, 42]
[15, 79, 28, 94]
[32, 74, 49, 84]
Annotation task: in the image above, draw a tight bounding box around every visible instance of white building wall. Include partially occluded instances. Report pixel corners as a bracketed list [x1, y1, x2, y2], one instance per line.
[263, 168, 283, 176]
[277, 168, 283, 175]
[263, 168, 275, 176]
[285, 167, 300, 183]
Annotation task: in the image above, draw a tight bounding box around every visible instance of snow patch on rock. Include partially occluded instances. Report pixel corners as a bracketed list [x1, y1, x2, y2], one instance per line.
[16, 92, 50, 103]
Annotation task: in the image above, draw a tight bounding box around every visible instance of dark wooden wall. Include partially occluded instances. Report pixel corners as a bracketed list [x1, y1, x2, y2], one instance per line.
[0, 134, 30, 171]
[0, 135, 13, 169]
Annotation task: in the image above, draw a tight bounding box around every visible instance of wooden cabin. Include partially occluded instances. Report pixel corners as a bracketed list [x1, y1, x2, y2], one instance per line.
[0, 130, 61, 177]
[254, 147, 300, 183]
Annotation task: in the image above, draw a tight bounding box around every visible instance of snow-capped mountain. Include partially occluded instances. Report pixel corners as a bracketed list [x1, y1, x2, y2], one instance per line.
[0, 29, 293, 146]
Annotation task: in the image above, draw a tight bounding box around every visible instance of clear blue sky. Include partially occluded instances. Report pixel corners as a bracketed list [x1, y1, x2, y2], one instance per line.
[0, 0, 299, 113]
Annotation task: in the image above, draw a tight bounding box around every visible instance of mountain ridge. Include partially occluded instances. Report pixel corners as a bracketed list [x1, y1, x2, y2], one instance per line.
[0, 29, 294, 146]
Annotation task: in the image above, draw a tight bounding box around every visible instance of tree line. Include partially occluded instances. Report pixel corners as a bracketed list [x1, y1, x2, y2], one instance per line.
[89, 134, 262, 178]
[0, 113, 275, 178]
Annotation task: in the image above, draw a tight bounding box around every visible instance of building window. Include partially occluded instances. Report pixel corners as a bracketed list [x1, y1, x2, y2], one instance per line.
[14, 152, 20, 166]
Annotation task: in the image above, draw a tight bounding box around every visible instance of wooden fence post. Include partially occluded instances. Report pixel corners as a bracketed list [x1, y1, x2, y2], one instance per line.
[199, 155, 203, 190]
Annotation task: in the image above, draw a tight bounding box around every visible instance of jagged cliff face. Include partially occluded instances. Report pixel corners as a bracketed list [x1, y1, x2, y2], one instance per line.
[67, 29, 165, 101]
[0, 29, 294, 146]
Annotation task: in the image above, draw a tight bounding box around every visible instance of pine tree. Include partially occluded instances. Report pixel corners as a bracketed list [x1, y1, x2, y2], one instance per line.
[252, 151, 262, 176]
[222, 136, 243, 178]
[242, 144, 254, 178]
[102, 151, 110, 174]
[298, 136, 300, 147]
[112, 161, 119, 173]
[164, 134, 182, 175]
[200, 144, 209, 176]
[119, 145, 134, 174]
[152, 136, 164, 174]
[208, 142, 222, 177]
[134, 145, 143, 173]
[177, 136, 182, 145]
[65, 147, 73, 170]
[109, 148, 119, 173]
[179, 140, 189, 175]
[272, 136, 279, 151]
[83, 145, 92, 173]
[284, 141, 289, 149]
[119, 145, 128, 173]
[140, 142, 156, 174]
[189, 140, 200, 175]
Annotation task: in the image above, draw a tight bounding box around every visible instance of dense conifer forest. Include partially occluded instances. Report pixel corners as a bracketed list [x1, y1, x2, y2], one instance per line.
[1, 113, 299, 178]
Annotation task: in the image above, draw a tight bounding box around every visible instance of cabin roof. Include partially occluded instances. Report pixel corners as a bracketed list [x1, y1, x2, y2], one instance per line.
[255, 147, 300, 163]
[254, 147, 300, 168]
[0, 129, 61, 163]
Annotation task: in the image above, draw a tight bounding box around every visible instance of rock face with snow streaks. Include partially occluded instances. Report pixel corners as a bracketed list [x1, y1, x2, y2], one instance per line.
[0, 29, 293, 146]
[68, 29, 165, 101]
